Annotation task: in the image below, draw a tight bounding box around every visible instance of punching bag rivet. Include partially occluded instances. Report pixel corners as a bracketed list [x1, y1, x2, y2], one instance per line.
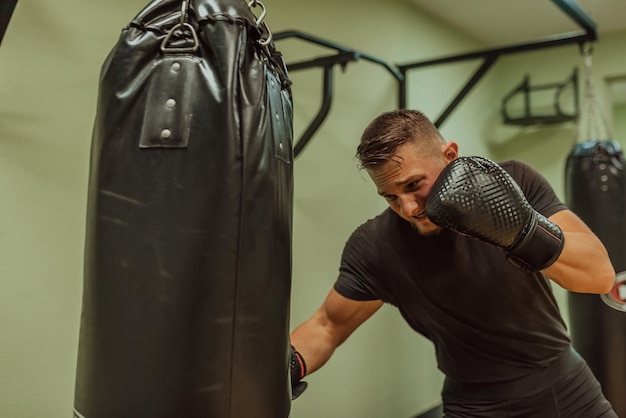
[166, 99, 176, 108]
[171, 62, 181, 72]
[161, 129, 172, 139]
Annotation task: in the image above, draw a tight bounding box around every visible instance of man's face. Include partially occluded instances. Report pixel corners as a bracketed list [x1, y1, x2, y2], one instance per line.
[367, 141, 457, 236]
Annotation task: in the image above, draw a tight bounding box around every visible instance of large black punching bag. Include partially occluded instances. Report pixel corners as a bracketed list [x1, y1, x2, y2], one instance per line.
[73, 1, 294, 417]
[565, 139, 626, 417]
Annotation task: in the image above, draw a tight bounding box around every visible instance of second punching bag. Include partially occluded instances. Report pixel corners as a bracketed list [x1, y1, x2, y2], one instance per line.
[565, 140, 626, 417]
[73, 1, 294, 417]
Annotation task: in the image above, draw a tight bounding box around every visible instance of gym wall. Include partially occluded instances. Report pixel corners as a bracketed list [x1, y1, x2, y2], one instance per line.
[1, 0, 624, 417]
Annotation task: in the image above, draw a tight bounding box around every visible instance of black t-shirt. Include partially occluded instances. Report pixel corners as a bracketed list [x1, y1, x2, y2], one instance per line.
[334, 160, 571, 384]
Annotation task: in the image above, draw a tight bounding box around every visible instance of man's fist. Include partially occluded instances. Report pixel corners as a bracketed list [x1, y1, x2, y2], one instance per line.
[425, 156, 564, 273]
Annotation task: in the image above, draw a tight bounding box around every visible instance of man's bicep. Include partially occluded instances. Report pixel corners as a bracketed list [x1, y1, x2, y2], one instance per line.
[549, 209, 595, 234]
[544, 209, 614, 293]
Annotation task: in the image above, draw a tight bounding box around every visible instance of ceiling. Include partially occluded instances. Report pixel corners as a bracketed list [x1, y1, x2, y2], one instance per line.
[408, 0, 626, 46]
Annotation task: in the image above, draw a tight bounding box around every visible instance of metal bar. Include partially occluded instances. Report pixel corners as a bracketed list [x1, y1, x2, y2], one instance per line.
[397, 30, 593, 72]
[399, 70, 408, 108]
[275, 30, 404, 81]
[434, 54, 498, 127]
[551, 0, 598, 40]
[360, 53, 404, 82]
[524, 76, 531, 118]
[0, 0, 18, 46]
[287, 51, 358, 72]
[274, 30, 353, 52]
[294, 66, 334, 157]
[572, 68, 580, 117]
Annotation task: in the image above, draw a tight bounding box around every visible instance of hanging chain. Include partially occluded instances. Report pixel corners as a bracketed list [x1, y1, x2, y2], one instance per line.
[578, 43, 613, 142]
[248, 0, 273, 46]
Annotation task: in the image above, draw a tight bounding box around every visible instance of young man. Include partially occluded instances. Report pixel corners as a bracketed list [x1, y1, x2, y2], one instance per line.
[289, 109, 617, 417]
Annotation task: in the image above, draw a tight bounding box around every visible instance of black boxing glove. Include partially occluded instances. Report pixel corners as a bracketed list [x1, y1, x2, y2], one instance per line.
[425, 156, 564, 273]
[290, 345, 307, 400]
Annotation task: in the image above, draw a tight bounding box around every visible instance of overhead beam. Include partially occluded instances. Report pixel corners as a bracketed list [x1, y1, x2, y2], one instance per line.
[0, 0, 19, 47]
[552, 0, 598, 41]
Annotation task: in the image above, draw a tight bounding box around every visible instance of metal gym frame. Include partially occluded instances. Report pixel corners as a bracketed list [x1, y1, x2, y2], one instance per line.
[273, 0, 597, 157]
[0, 1, 595, 156]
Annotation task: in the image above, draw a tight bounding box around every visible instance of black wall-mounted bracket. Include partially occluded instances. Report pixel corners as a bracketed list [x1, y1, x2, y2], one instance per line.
[501, 68, 579, 126]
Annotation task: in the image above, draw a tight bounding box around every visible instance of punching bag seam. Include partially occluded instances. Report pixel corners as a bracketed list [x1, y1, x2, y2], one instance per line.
[228, 22, 248, 418]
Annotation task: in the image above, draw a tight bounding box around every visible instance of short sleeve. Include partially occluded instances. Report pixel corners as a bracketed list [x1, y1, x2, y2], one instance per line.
[501, 160, 567, 218]
[334, 224, 383, 301]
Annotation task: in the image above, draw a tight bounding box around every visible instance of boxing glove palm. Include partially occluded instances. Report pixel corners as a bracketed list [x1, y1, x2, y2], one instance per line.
[290, 345, 307, 400]
[425, 157, 564, 273]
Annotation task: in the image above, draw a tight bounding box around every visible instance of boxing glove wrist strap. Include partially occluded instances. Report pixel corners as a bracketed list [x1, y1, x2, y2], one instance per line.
[506, 212, 565, 273]
[290, 345, 306, 381]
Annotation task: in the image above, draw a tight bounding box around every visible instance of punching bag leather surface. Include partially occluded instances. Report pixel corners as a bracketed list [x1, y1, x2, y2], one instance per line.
[565, 140, 626, 417]
[73, 1, 294, 417]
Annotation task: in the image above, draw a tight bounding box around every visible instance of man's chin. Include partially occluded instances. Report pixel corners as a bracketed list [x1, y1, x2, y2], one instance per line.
[410, 220, 443, 237]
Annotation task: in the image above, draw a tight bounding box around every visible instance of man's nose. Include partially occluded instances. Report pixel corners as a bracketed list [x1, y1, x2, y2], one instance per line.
[399, 196, 419, 217]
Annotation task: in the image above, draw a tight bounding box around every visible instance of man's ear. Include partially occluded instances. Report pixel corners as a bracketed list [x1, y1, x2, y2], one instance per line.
[442, 141, 458, 162]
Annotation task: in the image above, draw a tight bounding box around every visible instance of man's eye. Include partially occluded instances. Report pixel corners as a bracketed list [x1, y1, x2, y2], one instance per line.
[407, 181, 420, 191]
[384, 195, 396, 202]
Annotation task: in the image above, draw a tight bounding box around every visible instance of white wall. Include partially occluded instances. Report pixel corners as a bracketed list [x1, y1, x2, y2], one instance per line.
[1, 0, 624, 417]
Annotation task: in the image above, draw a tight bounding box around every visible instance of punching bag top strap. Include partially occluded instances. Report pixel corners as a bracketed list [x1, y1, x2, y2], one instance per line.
[187, 0, 263, 28]
[160, 1, 200, 53]
[129, 0, 291, 88]
[570, 140, 625, 170]
[132, 0, 260, 34]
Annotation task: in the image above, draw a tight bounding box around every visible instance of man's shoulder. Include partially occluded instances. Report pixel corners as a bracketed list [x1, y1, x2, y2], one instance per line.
[496, 159, 542, 183]
[352, 208, 398, 236]
[498, 159, 531, 172]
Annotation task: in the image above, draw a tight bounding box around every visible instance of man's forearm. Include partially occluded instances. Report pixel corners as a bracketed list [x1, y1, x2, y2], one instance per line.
[290, 319, 338, 375]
